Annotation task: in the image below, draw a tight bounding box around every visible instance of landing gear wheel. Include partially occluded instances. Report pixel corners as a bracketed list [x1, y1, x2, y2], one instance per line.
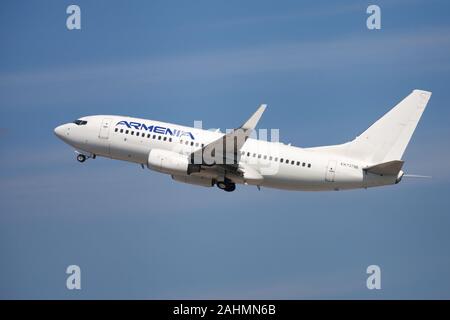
[224, 183, 236, 192]
[216, 179, 236, 192]
[77, 154, 86, 163]
[217, 181, 227, 190]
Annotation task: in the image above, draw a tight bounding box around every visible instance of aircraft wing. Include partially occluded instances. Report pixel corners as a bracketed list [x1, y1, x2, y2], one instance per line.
[188, 104, 266, 172]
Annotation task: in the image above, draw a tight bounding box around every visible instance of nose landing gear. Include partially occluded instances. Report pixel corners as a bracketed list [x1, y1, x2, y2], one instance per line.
[77, 154, 86, 163]
[216, 178, 236, 192]
[75, 152, 95, 163]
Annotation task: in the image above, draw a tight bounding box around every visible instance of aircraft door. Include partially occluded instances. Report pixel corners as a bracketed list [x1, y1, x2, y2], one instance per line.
[99, 118, 112, 139]
[325, 160, 337, 182]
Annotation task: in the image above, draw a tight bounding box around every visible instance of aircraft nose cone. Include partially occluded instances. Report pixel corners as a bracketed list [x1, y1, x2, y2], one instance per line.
[54, 125, 65, 139]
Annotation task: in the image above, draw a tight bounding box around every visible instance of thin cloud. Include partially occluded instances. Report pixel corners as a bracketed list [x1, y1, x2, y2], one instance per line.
[207, 2, 364, 29]
[1, 27, 450, 110]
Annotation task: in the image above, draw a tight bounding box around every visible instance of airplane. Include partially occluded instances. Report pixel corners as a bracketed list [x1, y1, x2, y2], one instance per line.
[54, 89, 431, 192]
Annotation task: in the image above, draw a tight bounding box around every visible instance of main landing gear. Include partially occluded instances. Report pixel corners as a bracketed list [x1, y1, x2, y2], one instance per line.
[216, 178, 236, 192]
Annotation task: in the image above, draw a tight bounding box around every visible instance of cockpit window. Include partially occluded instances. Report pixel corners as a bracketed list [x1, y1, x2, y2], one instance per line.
[73, 120, 88, 125]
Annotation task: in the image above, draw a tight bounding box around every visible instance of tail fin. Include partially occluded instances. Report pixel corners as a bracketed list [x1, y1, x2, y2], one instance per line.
[308, 90, 432, 163]
[350, 89, 431, 163]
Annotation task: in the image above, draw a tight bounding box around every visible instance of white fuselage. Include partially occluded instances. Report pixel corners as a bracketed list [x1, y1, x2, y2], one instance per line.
[54, 115, 399, 191]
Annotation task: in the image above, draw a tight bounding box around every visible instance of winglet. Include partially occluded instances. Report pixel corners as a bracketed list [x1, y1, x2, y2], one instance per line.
[241, 104, 267, 130]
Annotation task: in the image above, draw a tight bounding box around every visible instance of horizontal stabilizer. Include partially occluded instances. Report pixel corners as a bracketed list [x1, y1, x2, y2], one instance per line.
[364, 160, 404, 176]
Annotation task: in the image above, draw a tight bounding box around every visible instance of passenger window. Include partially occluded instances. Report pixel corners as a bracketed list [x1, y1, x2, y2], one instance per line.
[291, 160, 295, 165]
[275, 157, 278, 162]
[280, 158, 284, 163]
[296, 161, 300, 166]
[269, 156, 273, 161]
[191, 141, 194, 146]
[158, 136, 161, 140]
[153, 135, 156, 139]
[264, 155, 267, 160]
[126, 130, 129, 134]
[253, 153, 256, 157]
[169, 138, 172, 142]
[247, 152, 250, 157]
[163, 137, 167, 141]
[302, 162, 306, 167]
[258, 154, 261, 159]
[114, 128, 118, 132]
[308, 163, 311, 168]
[147, 134, 150, 138]
[120, 129, 124, 133]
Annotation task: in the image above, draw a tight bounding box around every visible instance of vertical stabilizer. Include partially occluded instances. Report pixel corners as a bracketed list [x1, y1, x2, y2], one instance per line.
[345, 90, 431, 163]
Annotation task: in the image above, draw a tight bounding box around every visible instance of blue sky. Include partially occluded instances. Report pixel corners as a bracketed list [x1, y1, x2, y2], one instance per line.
[1, 0, 450, 299]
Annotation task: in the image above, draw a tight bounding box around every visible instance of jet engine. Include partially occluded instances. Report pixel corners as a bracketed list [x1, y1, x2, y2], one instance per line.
[147, 149, 188, 175]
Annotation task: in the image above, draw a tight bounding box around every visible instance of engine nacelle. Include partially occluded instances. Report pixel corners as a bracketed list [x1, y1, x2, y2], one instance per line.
[147, 149, 188, 175]
[172, 175, 214, 187]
